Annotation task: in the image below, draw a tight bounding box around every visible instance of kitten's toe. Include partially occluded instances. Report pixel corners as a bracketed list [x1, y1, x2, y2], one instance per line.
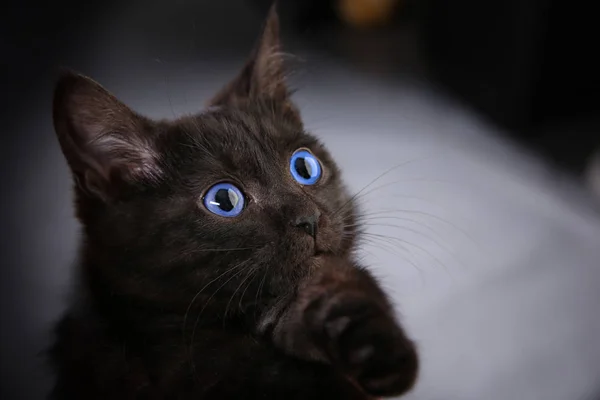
[356, 342, 419, 397]
[337, 317, 419, 397]
[303, 293, 419, 397]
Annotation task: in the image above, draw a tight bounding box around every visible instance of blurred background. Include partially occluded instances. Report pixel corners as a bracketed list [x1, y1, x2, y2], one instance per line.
[2, 0, 600, 399]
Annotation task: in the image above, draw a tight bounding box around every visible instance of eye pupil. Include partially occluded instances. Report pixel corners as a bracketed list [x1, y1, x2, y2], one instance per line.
[294, 157, 312, 179]
[214, 188, 236, 211]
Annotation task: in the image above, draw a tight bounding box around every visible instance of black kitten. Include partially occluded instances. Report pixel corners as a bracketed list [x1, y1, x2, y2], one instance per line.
[49, 7, 418, 400]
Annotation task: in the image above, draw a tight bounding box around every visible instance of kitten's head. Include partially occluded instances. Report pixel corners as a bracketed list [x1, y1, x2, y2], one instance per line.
[53, 9, 358, 312]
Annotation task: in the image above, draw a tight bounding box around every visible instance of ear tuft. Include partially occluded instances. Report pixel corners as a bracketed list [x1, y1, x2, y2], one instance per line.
[53, 70, 161, 200]
[209, 4, 301, 123]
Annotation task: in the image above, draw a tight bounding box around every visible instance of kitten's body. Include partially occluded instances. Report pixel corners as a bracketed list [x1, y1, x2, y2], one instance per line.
[49, 8, 418, 399]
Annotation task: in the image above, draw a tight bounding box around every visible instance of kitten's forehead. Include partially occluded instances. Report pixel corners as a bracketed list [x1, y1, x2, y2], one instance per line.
[200, 104, 305, 144]
[168, 105, 317, 185]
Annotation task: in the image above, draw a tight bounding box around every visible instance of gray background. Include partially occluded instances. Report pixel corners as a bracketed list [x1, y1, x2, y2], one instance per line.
[2, 0, 600, 399]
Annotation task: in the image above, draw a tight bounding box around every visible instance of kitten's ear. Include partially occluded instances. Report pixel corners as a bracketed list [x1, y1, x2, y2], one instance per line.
[53, 71, 161, 201]
[209, 5, 301, 122]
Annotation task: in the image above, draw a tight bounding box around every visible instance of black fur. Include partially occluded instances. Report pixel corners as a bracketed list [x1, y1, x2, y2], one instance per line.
[48, 7, 418, 399]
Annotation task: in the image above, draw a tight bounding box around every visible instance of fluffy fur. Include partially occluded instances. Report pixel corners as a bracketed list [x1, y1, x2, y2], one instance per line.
[49, 7, 418, 399]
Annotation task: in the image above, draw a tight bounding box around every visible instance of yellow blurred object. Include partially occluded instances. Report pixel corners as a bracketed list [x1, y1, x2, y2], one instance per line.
[337, 0, 401, 28]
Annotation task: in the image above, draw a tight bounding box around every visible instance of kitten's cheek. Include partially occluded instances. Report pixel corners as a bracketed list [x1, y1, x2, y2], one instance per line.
[316, 228, 343, 255]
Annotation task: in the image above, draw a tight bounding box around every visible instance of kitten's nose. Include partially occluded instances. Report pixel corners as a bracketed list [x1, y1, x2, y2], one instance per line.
[294, 212, 320, 239]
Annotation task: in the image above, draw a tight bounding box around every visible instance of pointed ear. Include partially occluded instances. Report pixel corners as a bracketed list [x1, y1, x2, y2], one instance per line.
[209, 5, 301, 122]
[53, 71, 162, 201]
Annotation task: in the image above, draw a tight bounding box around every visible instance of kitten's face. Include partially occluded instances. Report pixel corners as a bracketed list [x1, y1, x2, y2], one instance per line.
[53, 11, 358, 309]
[104, 105, 356, 300]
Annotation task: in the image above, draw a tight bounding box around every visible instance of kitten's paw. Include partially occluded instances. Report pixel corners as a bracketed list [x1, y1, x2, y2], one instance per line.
[305, 295, 418, 397]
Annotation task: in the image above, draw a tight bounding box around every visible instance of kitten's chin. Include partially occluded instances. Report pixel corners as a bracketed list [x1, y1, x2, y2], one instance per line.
[296, 251, 329, 271]
[309, 253, 351, 272]
[310, 250, 342, 266]
[310, 252, 327, 266]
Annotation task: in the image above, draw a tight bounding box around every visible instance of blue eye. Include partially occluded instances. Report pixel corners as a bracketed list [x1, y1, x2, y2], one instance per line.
[203, 183, 245, 217]
[290, 149, 322, 185]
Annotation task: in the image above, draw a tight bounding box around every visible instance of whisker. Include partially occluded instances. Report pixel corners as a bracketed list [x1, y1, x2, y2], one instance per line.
[224, 265, 258, 320]
[359, 208, 481, 251]
[332, 158, 428, 218]
[354, 230, 414, 263]
[359, 236, 426, 282]
[255, 263, 269, 310]
[182, 261, 247, 337]
[349, 177, 461, 205]
[362, 232, 452, 277]
[238, 266, 262, 312]
[189, 261, 251, 381]
[335, 176, 460, 219]
[361, 222, 466, 270]
[349, 215, 438, 236]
